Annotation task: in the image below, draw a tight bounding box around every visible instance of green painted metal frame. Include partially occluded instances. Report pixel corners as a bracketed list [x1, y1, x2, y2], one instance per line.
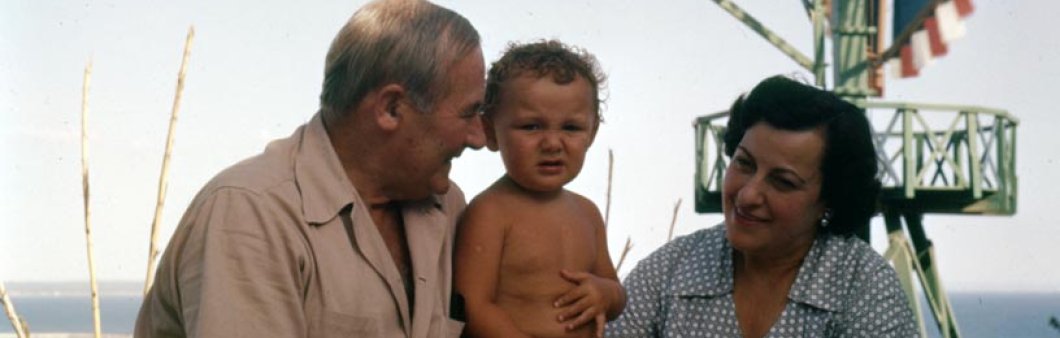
[863, 101, 1019, 215]
[699, 2, 1020, 337]
[694, 103, 1018, 213]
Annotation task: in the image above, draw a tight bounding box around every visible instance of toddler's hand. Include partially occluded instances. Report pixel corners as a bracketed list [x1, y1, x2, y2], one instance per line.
[554, 269, 610, 338]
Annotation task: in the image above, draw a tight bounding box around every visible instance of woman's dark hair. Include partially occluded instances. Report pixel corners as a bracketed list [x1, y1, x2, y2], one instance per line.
[723, 75, 880, 236]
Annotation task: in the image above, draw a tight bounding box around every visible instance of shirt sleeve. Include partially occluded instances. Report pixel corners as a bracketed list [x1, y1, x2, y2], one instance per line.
[605, 245, 676, 338]
[836, 257, 920, 337]
[177, 188, 308, 337]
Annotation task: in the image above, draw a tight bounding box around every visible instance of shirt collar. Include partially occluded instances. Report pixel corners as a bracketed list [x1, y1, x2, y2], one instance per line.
[294, 113, 445, 225]
[673, 225, 732, 298]
[295, 113, 358, 225]
[671, 225, 843, 312]
[788, 233, 843, 312]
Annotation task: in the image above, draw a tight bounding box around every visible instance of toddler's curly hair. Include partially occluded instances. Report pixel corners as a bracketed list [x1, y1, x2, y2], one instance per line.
[483, 40, 607, 121]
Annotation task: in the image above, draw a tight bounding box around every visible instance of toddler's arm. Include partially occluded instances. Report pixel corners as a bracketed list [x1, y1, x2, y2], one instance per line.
[553, 198, 627, 337]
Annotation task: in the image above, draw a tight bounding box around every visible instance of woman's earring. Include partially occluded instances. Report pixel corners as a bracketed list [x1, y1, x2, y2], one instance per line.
[820, 209, 833, 228]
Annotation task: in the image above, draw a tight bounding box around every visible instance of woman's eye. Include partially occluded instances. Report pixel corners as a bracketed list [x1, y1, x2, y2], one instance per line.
[734, 157, 753, 170]
[772, 177, 797, 190]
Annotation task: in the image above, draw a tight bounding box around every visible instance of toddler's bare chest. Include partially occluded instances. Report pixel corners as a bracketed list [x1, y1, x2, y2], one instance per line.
[501, 215, 597, 275]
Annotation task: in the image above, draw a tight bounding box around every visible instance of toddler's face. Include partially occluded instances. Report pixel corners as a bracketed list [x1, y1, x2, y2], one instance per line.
[486, 74, 597, 193]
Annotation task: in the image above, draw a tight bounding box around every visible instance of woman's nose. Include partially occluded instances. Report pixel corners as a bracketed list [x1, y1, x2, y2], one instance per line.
[735, 176, 766, 208]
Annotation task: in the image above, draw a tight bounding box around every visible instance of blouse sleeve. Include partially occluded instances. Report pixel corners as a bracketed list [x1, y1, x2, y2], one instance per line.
[605, 240, 684, 338]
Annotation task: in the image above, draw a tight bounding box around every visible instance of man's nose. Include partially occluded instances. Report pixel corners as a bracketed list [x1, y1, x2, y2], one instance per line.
[465, 115, 486, 150]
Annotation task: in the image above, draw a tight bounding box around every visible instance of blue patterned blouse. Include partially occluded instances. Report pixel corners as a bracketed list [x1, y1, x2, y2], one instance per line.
[606, 224, 918, 337]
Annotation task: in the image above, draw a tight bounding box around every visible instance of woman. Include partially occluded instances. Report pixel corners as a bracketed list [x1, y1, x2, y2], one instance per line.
[607, 76, 917, 337]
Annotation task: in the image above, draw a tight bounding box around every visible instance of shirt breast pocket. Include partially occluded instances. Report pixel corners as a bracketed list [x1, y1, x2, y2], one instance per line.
[320, 310, 379, 336]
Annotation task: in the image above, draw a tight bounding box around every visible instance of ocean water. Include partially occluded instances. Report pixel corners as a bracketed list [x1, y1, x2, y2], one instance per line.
[923, 292, 1060, 338]
[2, 289, 1058, 336]
[1, 294, 140, 334]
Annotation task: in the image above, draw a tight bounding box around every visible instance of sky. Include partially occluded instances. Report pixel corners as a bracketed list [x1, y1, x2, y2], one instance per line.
[2, 0, 1058, 293]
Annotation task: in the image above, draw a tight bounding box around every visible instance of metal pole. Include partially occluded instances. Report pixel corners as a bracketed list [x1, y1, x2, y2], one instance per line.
[812, 0, 826, 87]
[710, 0, 815, 72]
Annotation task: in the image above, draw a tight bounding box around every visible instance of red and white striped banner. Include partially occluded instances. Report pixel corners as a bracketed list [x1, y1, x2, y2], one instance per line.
[891, 0, 973, 79]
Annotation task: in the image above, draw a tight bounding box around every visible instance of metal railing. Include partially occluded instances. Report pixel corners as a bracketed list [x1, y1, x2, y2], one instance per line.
[864, 101, 1019, 214]
[694, 101, 1019, 215]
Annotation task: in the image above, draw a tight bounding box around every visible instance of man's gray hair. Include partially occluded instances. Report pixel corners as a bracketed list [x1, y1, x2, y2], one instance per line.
[320, 0, 480, 119]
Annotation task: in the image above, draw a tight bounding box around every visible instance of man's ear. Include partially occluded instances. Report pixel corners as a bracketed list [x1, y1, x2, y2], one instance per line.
[372, 84, 407, 131]
[483, 115, 499, 152]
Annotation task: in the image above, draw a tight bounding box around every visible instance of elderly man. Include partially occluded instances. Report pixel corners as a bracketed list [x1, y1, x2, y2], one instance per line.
[135, 0, 485, 336]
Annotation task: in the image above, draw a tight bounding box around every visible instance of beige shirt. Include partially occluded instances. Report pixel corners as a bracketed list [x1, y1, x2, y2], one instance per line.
[135, 113, 466, 337]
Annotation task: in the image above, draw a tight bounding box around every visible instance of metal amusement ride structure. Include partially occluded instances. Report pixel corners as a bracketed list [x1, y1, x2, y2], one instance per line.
[692, 1, 1018, 337]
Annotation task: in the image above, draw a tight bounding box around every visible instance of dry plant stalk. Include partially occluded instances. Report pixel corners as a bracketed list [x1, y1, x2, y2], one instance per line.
[1, 281, 29, 338]
[18, 318, 29, 337]
[614, 236, 633, 272]
[667, 198, 683, 242]
[81, 59, 103, 338]
[604, 149, 614, 228]
[145, 26, 196, 294]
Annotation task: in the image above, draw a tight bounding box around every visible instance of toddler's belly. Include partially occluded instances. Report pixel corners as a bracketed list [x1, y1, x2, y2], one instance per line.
[497, 293, 595, 338]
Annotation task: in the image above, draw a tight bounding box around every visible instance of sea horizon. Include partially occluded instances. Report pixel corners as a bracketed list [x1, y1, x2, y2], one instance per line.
[3, 282, 1059, 337]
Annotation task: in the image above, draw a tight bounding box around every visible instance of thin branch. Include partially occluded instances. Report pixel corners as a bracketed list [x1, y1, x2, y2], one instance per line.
[1, 281, 28, 338]
[604, 149, 614, 228]
[614, 236, 633, 272]
[145, 26, 196, 294]
[667, 198, 683, 242]
[81, 59, 103, 338]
